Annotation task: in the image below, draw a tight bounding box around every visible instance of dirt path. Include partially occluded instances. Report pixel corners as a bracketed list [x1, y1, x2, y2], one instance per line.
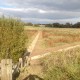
[27, 31, 41, 53]
[30, 31, 43, 57]
[27, 30, 43, 75]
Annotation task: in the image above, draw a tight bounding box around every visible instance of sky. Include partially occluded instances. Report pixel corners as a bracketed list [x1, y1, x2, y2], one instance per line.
[0, 0, 80, 24]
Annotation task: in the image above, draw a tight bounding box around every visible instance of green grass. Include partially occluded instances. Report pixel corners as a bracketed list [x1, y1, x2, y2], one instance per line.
[41, 47, 80, 80]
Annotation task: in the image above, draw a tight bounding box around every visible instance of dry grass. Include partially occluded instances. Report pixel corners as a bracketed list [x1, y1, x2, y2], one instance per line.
[41, 47, 80, 80]
[42, 28, 80, 48]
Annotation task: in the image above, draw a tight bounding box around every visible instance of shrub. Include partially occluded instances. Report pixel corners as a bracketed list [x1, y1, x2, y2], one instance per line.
[0, 16, 27, 63]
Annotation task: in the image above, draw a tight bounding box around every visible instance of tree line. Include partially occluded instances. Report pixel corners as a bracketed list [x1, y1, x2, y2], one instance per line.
[25, 22, 80, 28]
[45, 22, 80, 28]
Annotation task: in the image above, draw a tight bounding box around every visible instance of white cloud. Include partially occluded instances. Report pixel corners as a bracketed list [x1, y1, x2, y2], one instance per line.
[38, 10, 47, 14]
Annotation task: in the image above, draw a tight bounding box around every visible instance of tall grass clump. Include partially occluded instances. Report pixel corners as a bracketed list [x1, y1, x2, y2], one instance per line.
[0, 16, 27, 63]
[41, 47, 80, 80]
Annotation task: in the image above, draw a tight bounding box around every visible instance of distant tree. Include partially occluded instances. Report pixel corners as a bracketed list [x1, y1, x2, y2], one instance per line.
[45, 24, 52, 27]
[34, 24, 40, 27]
[64, 23, 72, 28]
[72, 22, 80, 28]
[52, 23, 61, 28]
[25, 22, 33, 26]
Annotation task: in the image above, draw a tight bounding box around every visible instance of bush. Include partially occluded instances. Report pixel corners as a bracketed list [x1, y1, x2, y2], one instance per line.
[0, 16, 27, 63]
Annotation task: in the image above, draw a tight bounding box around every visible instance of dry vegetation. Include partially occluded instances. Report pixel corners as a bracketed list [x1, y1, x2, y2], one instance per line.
[16, 27, 80, 80]
[41, 47, 80, 80]
[42, 28, 80, 48]
[1, 21, 80, 79]
[0, 17, 27, 63]
[37, 28, 80, 80]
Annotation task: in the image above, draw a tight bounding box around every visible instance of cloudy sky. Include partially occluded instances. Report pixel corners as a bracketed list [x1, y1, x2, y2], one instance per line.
[0, 0, 80, 24]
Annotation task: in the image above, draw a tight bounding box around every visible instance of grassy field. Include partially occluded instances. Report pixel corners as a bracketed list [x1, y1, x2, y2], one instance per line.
[24, 26, 80, 80]
[42, 28, 80, 48]
[41, 47, 80, 80]
[25, 26, 80, 48]
[35, 28, 80, 80]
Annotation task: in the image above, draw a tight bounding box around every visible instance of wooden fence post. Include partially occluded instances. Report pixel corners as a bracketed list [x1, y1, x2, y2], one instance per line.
[19, 58, 23, 68]
[27, 57, 31, 66]
[1, 59, 12, 80]
[25, 56, 28, 66]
